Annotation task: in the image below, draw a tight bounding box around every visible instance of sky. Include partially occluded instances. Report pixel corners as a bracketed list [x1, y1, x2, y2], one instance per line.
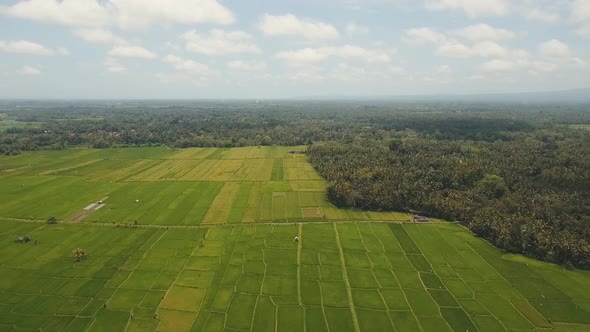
[0, 0, 589, 99]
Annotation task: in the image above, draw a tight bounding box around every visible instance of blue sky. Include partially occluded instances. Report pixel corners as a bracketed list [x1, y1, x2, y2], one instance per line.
[0, 0, 589, 99]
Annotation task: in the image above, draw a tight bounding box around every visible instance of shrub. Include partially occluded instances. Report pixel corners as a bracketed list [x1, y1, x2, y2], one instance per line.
[73, 248, 87, 262]
[47, 216, 57, 224]
[16, 235, 32, 243]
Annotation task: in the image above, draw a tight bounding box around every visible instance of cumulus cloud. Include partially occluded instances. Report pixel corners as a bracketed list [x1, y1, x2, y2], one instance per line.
[425, 0, 559, 24]
[434, 41, 471, 57]
[405, 26, 526, 59]
[0, 0, 234, 30]
[0, 40, 68, 56]
[452, 24, 516, 41]
[538, 39, 570, 58]
[481, 59, 519, 72]
[439, 41, 528, 59]
[108, 46, 156, 59]
[425, 0, 510, 17]
[227, 60, 266, 71]
[104, 58, 126, 73]
[276, 45, 390, 65]
[478, 39, 585, 75]
[109, 0, 234, 30]
[571, 0, 590, 36]
[530, 61, 558, 73]
[163, 54, 210, 76]
[258, 14, 339, 40]
[182, 29, 260, 55]
[20, 65, 41, 75]
[74, 28, 127, 45]
[0, 0, 109, 27]
[404, 27, 447, 44]
[524, 8, 559, 23]
[479, 49, 532, 73]
[276, 48, 330, 64]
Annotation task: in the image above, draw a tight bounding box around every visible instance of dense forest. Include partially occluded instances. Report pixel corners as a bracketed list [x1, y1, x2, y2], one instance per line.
[1, 100, 589, 268]
[307, 126, 590, 269]
[0, 100, 589, 154]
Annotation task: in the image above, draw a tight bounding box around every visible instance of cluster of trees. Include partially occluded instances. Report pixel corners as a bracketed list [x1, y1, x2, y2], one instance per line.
[308, 126, 590, 268]
[2, 101, 589, 155]
[73, 248, 87, 262]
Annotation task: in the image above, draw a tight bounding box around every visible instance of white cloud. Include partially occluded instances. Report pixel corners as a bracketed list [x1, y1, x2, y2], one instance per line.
[0, 0, 110, 27]
[109, 0, 234, 30]
[530, 61, 558, 73]
[481, 59, 518, 72]
[74, 28, 127, 45]
[104, 58, 126, 73]
[108, 46, 156, 59]
[571, 0, 590, 36]
[285, 70, 325, 83]
[227, 60, 266, 71]
[406, 27, 528, 60]
[425, 0, 510, 17]
[404, 27, 447, 44]
[470, 41, 509, 57]
[436, 41, 509, 58]
[524, 8, 559, 23]
[182, 29, 260, 56]
[20, 65, 41, 75]
[453, 24, 516, 41]
[338, 45, 391, 63]
[258, 14, 339, 40]
[163, 54, 210, 76]
[0, 0, 234, 30]
[435, 41, 472, 57]
[539, 39, 570, 58]
[276, 48, 329, 64]
[346, 22, 369, 36]
[0, 40, 68, 56]
[276, 45, 390, 65]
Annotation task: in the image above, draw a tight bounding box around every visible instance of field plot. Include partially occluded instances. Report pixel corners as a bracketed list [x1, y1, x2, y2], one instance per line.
[0, 146, 412, 225]
[0, 220, 588, 331]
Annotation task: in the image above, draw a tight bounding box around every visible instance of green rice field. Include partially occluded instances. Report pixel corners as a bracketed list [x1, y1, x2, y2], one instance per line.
[0, 147, 589, 331]
[0, 146, 409, 225]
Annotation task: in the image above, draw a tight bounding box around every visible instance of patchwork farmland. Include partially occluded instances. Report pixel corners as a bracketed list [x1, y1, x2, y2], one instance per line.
[0, 147, 589, 331]
[0, 146, 409, 225]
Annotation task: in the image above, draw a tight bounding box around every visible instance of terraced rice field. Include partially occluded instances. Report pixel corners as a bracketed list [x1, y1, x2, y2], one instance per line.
[0, 146, 410, 225]
[1, 147, 589, 331]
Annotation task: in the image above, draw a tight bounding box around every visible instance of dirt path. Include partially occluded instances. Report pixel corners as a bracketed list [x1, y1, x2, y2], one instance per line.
[69, 196, 109, 223]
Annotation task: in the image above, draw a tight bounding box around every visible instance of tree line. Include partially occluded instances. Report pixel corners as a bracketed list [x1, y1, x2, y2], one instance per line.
[1, 101, 588, 155]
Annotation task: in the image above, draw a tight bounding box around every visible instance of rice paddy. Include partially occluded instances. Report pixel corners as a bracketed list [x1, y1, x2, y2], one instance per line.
[0, 146, 589, 331]
[0, 146, 410, 225]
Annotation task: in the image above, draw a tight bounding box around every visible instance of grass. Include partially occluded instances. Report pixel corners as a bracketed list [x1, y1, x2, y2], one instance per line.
[0, 147, 589, 331]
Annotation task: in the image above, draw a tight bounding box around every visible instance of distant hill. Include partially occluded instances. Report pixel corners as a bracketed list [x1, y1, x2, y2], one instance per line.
[297, 88, 590, 103]
[402, 88, 590, 103]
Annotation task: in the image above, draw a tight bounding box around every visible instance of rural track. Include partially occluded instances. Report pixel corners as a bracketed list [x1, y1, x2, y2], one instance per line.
[0, 216, 446, 230]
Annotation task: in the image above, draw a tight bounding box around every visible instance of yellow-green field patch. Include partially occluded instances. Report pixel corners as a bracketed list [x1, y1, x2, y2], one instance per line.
[159, 286, 204, 312]
[201, 182, 241, 225]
